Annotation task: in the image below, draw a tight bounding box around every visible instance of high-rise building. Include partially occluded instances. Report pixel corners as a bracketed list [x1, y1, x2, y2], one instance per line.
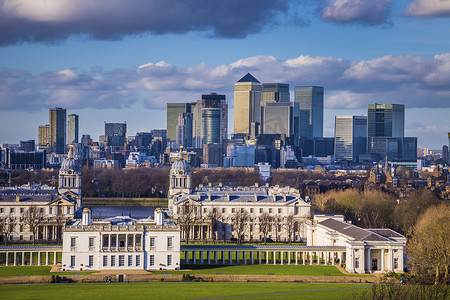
[176, 113, 193, 148]
[234, 73, 262, 136]
[38, 125, 50, 150]
[261, 83, 290, 107]
[67, 114, 79, 145]
[49, 107, 67, 154]
[20, 140, 35, 152]
[295, 86, 324, 139]
[167, 103, 192, 141]
[334, 116, 367, 162]
[448, 132, 450, 163]
[367, 104, 404, 139]
[105, 122, 127, 150]
[261, 102, 299, 137]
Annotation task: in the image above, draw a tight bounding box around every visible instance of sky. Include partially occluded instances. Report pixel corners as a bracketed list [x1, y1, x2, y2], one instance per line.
[0, 0, 449, 149]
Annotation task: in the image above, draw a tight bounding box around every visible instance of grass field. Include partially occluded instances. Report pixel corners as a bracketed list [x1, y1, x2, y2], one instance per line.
[0, 282, 370, 300]
[152, 264, 347, 276]
[0, 266, 96, 276]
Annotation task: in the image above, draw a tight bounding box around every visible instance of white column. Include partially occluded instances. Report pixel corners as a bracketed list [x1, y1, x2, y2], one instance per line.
[366, 248, 371, 272]
[193, 251, 196, 264]
[222, 251, 225, 264]
[388, 248, 392, 271]
[207, 251, 210, 265]
[266, 251, 269, 264]
[381, 249, 384, 271]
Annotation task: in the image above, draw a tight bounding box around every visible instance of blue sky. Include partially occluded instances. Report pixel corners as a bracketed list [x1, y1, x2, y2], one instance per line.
[0, 0, 449, 149]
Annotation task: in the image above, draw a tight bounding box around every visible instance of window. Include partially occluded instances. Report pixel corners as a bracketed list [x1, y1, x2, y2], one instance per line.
[250, 208, 253, 213]
[278, 208, 281, 214]
[111, 235, 116, 247]
[167, 255, 172, 266]
[394, 258, 398, 269]
[149, 255, 155, 266]
[103, 235, 109, 247]
[0, 208, 3, 213]
[240, 208, 244, 213]
[40, 208, 44, 214]
[232, 208, 235, 213]
[222, 208, 226, 213]
[150, 237, 155, 247]
[10, 208, 14, 213]
[168, 237, 173, 247]
[20, 224, 23, 232]
[49, 207, 52, 214]
[19, 235, 23, 241]
[89, 255, 94, 267]
[119, 255, 124, 267]
[70, 256, 75, 267]
[103, 256, 107, 267]
[269, 208, 272, 213]
[20, 208, 24, 213]
[259, 208, 263, 213]
[111, 256, 116, 267]
[203, 208, 207, 213]
[355, 258, 359, 269]
[128, 255, 132, 267]
[89, 237, 94, 247]
[71, 237, 76, 247]
[249, 224, 253, 232]
[136, 255, 140, 266]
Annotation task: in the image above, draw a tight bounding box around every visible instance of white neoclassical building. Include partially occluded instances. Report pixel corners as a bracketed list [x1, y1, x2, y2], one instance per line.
[0, 149, 82, 243]
[307, 215, 406, 274]
[62, 209, 180, 271]
[168, 153, 311, 242]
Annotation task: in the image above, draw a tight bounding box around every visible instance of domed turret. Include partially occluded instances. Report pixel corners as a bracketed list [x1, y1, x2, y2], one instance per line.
[168, 151, 192, 202]
[58, 146, 82, 208]
[60, 148, 81, 172]
[170, 152, 191, 176]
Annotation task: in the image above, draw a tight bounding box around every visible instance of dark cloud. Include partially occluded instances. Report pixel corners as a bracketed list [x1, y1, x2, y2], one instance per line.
[0, 0, 291, 46]
[321, 0, 392, 25]
[1, 53, 450, 112]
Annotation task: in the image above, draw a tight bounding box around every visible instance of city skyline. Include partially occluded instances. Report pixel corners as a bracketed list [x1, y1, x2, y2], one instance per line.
[0, 1, 449, 148]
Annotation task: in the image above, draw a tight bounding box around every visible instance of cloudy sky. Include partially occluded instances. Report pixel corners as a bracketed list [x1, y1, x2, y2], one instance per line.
[0, 0, 449, 149]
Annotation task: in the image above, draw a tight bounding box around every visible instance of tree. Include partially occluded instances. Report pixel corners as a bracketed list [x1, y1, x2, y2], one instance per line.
[231, 209, 249, 244]
[0, 213, 15, 245]
[177, 202, 198, 244]
[23, 206, 45, 245]
[206, 209, 220, 243]
[259, 212, 273, 244]
[274, 215, 282, 242]
[408, 203, 449, 285]
[283, 214, 296, 243]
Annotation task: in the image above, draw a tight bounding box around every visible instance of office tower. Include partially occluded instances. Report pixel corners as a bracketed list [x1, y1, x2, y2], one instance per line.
[334, 116, 367, 162]
[234, 73, 262, 136]
[5, 148, 46, 170]
[176, 113, 193, 148]
[67, 114, 79, 145]
[49, 107, 67, 154]
[167, 103, 192, 141]
[135, 132, 153, 148]
[261, 83, 290, 107]
[261, 102, 299, 137]
[443, 145, 449, 162]
[368, 104, 405, 139]
[105, 122, 127, 150]
[38, 125, 50, 150]
[20, 140, 35, 152]
[295, 86, 324, 139]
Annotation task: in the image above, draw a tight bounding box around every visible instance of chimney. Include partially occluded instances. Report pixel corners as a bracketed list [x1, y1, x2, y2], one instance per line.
[82, 208, 91, 225]
[16, 195, 20, 202]
[155, 208, 164, 226]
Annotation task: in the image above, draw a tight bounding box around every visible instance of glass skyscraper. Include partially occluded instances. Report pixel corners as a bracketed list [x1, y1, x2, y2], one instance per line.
[166, 103, 192, 141]
[68, 114, 79, 145]
[295, 86, 324, 139]
[234, 73, 262, 136]
[334, 116, 367, 162]
[368, 104, 405, 139]
[49, 107, 66, 154]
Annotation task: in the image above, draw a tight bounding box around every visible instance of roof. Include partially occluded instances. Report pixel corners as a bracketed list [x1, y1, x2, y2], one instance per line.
[237, 73, 260, 83]
[318, 218, 393, 242]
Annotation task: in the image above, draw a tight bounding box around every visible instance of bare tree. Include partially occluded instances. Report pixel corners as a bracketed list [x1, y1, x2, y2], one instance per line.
[207, 208, 220, 243]
[0, 213, 15, 245]
[259, 212, 273, 244]
[177, 202, 198, 244]
[283, 214, 295, 244]
[219, 215, 228, 242]
[274, 215, 282, 242]
[231, 209, 249, 244]
[23, 206, 45, 245]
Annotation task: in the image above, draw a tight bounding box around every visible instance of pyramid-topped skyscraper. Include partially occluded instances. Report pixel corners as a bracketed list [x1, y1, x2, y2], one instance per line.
[233, 73, 262, 137]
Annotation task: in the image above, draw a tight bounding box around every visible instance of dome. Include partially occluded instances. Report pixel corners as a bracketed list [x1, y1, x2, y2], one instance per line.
[60, 149, 81, 172]
[170, 154, 191, 175]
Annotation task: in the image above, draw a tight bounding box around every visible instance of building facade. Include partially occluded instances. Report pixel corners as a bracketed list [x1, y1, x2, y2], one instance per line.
[295, 86, 324, 139]
[167, 103, 192, 141]
[334, 116, 367, 162]
[62, 209, 180, 271]
[234, 73, 262, 136]
[49, 107, 67, 154]
[67, 114, 79, 145]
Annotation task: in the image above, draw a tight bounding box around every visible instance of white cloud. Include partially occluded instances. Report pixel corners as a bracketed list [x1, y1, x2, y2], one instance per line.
[405, 0, 450, 18]
[321, 0, 392, 25]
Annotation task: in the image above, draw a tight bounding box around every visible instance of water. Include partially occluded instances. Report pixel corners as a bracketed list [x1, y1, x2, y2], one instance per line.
[86, 206, 158, 219]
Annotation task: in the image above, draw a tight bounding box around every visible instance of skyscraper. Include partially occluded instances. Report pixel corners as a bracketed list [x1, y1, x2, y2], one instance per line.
[176, 113, 193, 148]
[368, 104, 405, 139]
[261, 83, 290, 106]
[105, 122, 127, 151]
[49, 107, 66, 154]
[234, 73, 262, 136]
[334, 116, 367, 162]
[167, 103, 192, 141]
[261, 102, 299, 137]
[38, 124, 50, 151]
[68, 114, 79, 145]
[295, 86, 324, 139]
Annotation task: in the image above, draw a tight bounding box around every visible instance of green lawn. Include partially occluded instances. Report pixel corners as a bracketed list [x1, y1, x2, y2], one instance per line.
[0, 266, 96, 276]
[0, 282, 370, 300]
[152, 264, 346, 276]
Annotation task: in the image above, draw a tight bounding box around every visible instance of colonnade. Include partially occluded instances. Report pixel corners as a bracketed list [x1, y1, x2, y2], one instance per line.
[0, 250, 62, 266]
[182, 249, 345, 266]
[101, 233, 142, 251]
